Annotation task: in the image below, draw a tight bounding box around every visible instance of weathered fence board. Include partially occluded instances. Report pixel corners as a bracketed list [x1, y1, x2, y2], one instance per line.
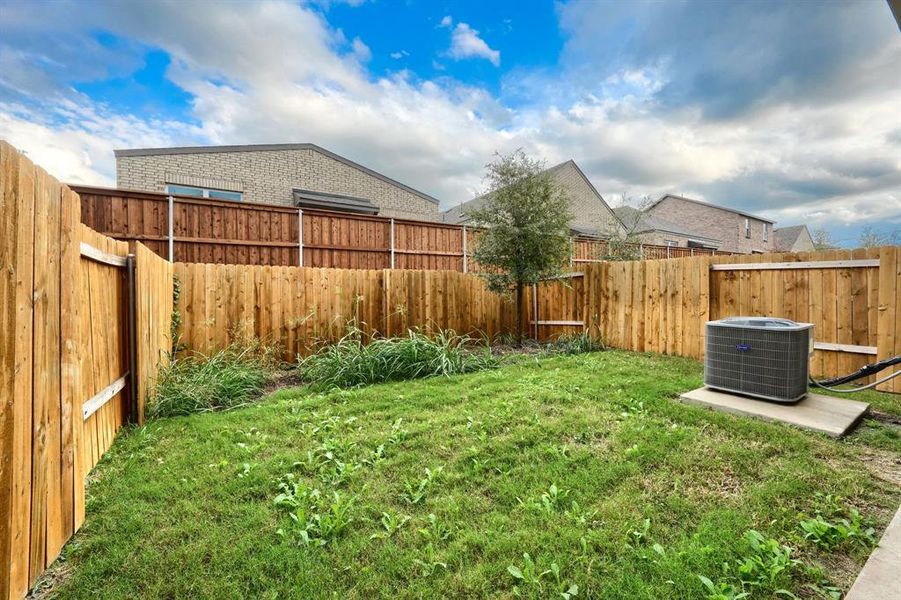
[1, 142, 174, 600]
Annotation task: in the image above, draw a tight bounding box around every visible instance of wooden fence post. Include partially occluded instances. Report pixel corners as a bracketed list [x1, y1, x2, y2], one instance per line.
[167, 194, 174, 262]
[462, 225, 468, 273]
[297, 209, 303, 268]
[390, 218, 395, 269]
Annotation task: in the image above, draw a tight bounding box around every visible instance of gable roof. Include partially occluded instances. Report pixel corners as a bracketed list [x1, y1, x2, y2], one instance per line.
[443, 159, 624, 232]
[647, 194, 775, 223]
[774, 224, 810, 251]
[114, 143, 440, 205]
[613, 206, 720, 243]
[293, 189, 379, 215]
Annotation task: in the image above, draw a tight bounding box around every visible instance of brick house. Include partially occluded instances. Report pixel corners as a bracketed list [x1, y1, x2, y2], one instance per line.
[613, 206, 721, 249]
[115, 143, 441, 221]
[442, 160, 624, 238]
[774, 225, 815, 253]
[644, 194, 776, 254]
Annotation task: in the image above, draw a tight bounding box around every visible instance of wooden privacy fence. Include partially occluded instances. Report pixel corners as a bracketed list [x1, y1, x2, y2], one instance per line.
[534, 246, 900, 393]
[173, 263, 516, 360]
[73, 185, 730, 271]
[1, 142, 174, 600]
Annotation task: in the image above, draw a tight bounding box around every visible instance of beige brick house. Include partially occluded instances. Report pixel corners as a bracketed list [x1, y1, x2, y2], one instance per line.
[644, 194, 776, 254]
[613, 206, 721, 249]
[115, 143, 441, 221]
[443, 160, 624, 238]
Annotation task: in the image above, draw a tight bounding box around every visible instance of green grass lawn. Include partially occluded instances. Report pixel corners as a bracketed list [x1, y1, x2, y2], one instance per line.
[45, 351, 900, 599]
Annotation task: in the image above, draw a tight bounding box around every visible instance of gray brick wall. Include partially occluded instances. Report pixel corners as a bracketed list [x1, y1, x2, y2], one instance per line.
[647, 196, 775, 254]
[117, 147, 440, 221]
[550, 161, 624, 237]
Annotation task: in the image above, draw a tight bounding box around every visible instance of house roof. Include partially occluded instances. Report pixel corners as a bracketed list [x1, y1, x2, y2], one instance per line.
[646, 194, 775, 224]
[443, 159, 624, 232]
[292, 189, 379, 215]
[774, 224, 810, 251]
[114, 143, 440, 206]
[613, 206, 721, 243]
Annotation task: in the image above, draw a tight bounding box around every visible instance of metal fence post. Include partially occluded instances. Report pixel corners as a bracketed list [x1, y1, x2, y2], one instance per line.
[390, 218, 395, 269]
[167, 194, 174, 262]
[462, 225, 468, 273]
[125, 253, 139, 423]
[298, 208, 304, 267]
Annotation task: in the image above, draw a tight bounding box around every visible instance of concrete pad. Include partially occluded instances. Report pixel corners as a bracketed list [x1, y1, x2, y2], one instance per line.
[846, 505, 901, 600]
[678, 387, 869, 438]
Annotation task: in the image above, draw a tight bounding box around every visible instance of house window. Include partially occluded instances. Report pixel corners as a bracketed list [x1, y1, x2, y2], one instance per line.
[166, 184, 243, 202]
[744, 218, 751, 239]
[664, 239, 678, 247]
[763, 222, 769, 242]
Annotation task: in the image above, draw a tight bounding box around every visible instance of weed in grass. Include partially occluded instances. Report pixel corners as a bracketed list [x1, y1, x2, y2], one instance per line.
[799, 494, 876, 551]
[697, 575, 749, 600]
[417, 513, 453, 543]
[299, 327, 497, 388]
[627, 518, 652, 547]
[147, 339, 280, 419]
[519, 483, 572, 515]
[507, 553, 578, 599]
[277, 491, 358, 547]
[364, 444, 387, 466]
[388, 418, 409, 445]
[411, 543, 448, 578]
[735, 530, 799, 592]
[564, 501, 598, 526]
[402, 466, 444, 505]
[369, 512, 411, 540]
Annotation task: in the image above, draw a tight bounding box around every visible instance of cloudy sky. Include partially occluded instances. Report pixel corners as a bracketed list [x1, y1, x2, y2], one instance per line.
[1, 0, 899, 246]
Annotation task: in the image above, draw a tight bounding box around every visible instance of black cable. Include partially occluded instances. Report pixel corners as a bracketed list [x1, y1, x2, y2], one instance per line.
[812, 355, 901, 387]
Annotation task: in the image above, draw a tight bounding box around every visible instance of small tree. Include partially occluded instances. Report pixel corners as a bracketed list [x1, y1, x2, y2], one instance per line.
[468, 150, 574, 345]
[811, 227, 836, 250]
[857, 225, 900, 248]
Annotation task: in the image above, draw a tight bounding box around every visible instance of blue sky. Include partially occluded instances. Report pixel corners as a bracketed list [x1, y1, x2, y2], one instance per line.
[1, 0, 899, 247]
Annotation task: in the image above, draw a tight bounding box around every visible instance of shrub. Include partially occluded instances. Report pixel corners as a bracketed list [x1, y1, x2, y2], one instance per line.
[544, 331, 604, 355]
[147, 339, 280, 419]
[299, 328, 497, 388]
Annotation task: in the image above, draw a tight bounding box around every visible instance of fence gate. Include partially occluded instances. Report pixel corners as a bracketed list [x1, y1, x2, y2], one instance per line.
[529, 272, 587, 341]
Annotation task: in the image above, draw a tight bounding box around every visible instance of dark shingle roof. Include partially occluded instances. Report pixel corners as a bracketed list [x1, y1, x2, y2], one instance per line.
[774, 225, 809, 251]
[292, 189, 379, 215]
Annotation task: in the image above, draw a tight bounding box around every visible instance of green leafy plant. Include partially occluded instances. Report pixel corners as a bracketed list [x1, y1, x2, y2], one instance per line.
[402, 466, 444, 505]
[627, 518, 652, 547]
[543, 332, 604, 355]
[417, 513, 453, 543]
[277, 491, 358, 547]
[412, 543, 448, 577]
[507, 553, 577, 598]
[697, 575, 749, 600]
[799, 495, 876, 551]
[299, 328, 496, 388]
[148, 338, 280, 419]
[735, 530, 799, 591]
[370, 511, 410, 540]
[519, 484, 572, 514]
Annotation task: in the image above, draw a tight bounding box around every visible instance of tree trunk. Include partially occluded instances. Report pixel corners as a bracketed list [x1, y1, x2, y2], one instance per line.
[515, 281, 524, 347]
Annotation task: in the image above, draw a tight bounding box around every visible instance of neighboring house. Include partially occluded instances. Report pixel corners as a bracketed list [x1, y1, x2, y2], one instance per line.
[644, 194, 776, 254]
[442, 160, 625, 238]
[613, 206, 721, 249]
[115, 143, 441, 221]
[774, 225, 815, 253]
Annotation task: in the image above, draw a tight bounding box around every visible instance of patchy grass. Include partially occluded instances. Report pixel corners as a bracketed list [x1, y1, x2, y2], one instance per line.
[48, 351, 899, 599]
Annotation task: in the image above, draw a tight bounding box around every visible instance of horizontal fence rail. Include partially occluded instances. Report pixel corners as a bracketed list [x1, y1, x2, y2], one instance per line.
[72, 185, 733, 270]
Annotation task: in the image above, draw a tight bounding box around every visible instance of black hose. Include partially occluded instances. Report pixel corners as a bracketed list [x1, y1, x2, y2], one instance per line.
[811, 354, 901, 387]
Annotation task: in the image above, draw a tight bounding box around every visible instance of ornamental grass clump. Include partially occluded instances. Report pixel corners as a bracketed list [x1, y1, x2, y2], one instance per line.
[299, 328, 496, 388]
[147, 338, 281, 419]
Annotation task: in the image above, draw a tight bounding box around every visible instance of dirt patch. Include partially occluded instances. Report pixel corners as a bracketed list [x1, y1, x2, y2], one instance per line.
[856, 448, 901, 487]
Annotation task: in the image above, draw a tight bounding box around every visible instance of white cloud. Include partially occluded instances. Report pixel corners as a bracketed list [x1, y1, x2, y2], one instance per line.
[448, 23, 500, 66]
[439, 15, 452, 28]
[0, 0, 897, 241]
[390, 50, 409, 59]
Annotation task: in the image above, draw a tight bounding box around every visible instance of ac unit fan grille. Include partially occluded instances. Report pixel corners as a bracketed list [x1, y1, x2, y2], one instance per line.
[704, 320, 811, 402]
